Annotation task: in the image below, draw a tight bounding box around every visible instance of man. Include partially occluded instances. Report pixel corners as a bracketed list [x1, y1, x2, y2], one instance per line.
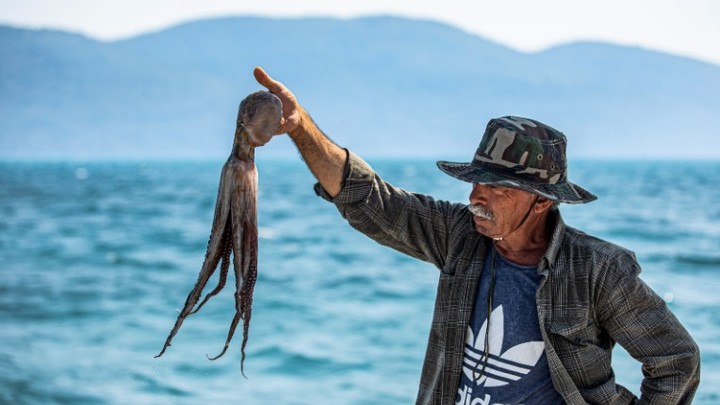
[253, 67, 700, 404]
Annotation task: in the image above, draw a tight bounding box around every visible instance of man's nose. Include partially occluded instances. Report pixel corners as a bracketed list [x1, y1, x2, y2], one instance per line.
[469, 183, 489, 202]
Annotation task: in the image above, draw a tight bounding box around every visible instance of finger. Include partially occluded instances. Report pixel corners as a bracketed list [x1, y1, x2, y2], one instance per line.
[253, 66, 296, 107]
[253, 66, 269, 87]
[253, 66, 285, 95]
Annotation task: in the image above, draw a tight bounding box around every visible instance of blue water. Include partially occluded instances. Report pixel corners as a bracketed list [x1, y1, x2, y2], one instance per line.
[1, 158, 718, 404]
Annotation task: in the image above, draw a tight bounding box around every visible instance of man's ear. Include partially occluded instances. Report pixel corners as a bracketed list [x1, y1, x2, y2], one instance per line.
[533, 197, 555, 213]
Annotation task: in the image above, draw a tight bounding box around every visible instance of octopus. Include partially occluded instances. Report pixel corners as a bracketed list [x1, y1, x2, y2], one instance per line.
[155, 90, 282, 375]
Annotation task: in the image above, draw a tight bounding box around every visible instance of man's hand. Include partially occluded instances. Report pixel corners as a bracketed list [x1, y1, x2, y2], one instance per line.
[253, 67, 301, 135]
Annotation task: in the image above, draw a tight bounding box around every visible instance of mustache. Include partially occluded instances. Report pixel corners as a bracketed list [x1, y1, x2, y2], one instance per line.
[468, 203, 493, 220]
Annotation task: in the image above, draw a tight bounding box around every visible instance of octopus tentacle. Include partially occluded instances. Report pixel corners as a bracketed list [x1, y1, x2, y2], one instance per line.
[238, 220, 258, 376]
[206, 177, 256, 367]
[189, 218, 233, 315]
[155, 229, 229, 357]
[206, 309, 242, 361]
[154, 165, 233, 358]
[205, 195, 247, 361]
[206, 220, 258, 376]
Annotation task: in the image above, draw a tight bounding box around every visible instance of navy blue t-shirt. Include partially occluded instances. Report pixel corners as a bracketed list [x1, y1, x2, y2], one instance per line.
[456, 249, 565, 405]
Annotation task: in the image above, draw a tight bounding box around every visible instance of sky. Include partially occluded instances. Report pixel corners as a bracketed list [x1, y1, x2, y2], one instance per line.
[1, 0, 719, 66]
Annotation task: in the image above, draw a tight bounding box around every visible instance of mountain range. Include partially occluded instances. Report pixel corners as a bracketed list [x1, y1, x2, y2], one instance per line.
[1, 16, 719, 160]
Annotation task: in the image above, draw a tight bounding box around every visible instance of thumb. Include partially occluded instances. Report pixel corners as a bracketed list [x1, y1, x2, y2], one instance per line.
[254, 66, 282, 94]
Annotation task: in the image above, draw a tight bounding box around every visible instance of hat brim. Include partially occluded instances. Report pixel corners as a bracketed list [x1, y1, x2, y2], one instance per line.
[437, 160, 597, 204]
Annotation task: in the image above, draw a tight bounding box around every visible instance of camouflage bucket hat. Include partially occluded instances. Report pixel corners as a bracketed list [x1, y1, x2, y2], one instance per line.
[436, 116, 597, 204]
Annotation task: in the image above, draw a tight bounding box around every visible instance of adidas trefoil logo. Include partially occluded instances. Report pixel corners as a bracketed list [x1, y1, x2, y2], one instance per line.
[463, 305, 545, 387]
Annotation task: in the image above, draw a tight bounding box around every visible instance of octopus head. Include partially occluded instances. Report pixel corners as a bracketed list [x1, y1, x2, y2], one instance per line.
[238, 91, 283, 147]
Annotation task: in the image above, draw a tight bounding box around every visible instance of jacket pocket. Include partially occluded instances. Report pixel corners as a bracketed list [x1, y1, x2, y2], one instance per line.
[548, 307, 599, 346]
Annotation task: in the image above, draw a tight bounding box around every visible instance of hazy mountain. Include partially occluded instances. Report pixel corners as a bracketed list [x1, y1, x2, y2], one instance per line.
[1, 16, 719, 160]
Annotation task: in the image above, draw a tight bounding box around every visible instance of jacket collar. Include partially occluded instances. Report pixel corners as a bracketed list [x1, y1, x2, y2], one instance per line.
[540, 208, 565, 272]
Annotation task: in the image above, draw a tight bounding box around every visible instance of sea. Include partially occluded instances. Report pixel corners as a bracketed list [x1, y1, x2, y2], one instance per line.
[1, 157, 718, 404]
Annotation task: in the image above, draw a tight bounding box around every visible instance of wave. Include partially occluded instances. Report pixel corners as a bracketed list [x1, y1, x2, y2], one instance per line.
[674, 254, 720, 267]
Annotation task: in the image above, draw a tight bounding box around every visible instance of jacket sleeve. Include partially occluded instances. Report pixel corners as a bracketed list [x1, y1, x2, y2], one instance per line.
[595, 250, 701, 404]
[314, 150, 468, 271]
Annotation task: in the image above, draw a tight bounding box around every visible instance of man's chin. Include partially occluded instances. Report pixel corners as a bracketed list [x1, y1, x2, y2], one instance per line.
[472, 221, 490, 237]
[473, 218, 502, 240]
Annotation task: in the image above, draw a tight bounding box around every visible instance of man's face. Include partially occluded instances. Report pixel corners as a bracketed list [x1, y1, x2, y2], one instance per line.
[468, 183, 538, 240]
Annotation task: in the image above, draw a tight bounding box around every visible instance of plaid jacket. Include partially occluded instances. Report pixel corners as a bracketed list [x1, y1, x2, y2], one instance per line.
[315, 151, 700, 404]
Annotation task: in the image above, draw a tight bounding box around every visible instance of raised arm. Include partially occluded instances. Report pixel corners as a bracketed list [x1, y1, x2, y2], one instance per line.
[253, 67, 346, 197]
[252, 67, 471, 269]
